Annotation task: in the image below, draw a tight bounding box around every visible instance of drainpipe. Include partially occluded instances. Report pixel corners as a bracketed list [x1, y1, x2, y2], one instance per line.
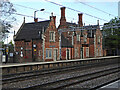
[42, 32, 45, 62]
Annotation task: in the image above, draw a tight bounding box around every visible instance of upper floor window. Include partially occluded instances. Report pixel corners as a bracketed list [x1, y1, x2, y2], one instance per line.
[98, 36, 101, 44]
[49, 31, 55, 42]
[84, 34, 87, 43]
[77, 34, 80, 41]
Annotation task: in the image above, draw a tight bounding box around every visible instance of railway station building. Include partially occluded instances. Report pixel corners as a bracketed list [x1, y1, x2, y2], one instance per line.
[14, 7, 103, 62]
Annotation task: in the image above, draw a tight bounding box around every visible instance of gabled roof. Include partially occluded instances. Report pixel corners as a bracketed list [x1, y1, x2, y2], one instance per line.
[14, 20, 50, 41]
[61, 34, 73, 48]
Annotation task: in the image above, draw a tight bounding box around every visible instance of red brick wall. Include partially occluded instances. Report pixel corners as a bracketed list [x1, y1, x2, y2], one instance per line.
[95, 29, 103, 57]
[15, 40, 43, 62]
[61, 48, 73, 60]
[44, 17, 60, 61]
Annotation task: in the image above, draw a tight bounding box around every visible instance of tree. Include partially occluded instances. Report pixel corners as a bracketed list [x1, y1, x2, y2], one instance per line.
[0, 0, 16, 62]
[102, 17, 120, 55]
[0, 0, 16, 41]
[8, 40, 14, 52]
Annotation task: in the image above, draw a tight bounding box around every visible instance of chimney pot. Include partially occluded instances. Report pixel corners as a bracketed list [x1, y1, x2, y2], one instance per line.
[97, 20, 99, 25]
[61, 7, 66, 17]
[50, 12, 56, 26]
[34, 18, 38, 22]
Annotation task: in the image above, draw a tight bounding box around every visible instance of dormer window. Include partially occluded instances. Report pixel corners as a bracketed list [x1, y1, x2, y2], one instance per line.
[49, 31, 55, 42]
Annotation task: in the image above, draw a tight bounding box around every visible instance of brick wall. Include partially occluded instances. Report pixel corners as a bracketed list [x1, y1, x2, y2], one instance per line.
[44, 16, 60, 61]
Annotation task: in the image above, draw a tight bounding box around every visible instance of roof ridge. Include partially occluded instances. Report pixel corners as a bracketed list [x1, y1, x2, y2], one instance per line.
[25, 20, 50, 24]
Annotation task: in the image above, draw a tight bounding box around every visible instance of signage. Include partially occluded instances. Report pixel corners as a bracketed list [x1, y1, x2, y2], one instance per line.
[34, 49, 36, 52]
[10, 53, 13, 57]
[20, 53, 23, 57]
[33, 44, 36, 48]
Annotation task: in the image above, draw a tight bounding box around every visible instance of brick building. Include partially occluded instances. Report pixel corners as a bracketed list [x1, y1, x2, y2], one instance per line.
[14, 14, 60, 62]
[58, 7, 103, 59]
[14, 7, 103, 62]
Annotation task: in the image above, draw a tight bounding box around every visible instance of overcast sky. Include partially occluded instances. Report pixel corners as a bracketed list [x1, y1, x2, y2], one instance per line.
[4, 0, 119, 44]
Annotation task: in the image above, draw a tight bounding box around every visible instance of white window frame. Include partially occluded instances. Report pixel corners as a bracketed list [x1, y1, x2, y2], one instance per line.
[75, 47, 79, 58]
[39, 50, 41, 56]
[98, 36, 101, 43]
[77, 34, 80, 41]
[46, 48, 52, 59]
[49, 31, 55, 42]
[96, 48, 98, 56]
[99, 48, 101, 56]
[86, 47, 89, 57]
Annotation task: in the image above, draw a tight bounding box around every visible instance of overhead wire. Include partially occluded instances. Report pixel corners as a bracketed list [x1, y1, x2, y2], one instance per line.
[77, 1, 116, 17]
[0, 10, 47, 21]
[13, 3, 96, 24]
[44, 0, 109, 22]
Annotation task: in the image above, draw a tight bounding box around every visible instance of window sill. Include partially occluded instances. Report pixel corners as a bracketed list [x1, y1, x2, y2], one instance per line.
[49, 40, 55, 42]
[46, 58, 52, 59]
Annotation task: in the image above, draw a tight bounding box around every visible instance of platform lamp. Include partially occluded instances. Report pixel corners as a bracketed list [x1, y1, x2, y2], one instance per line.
[34, 9, 45, 22]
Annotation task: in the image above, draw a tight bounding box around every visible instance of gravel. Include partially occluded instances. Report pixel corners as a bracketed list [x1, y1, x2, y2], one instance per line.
[2, 63, 119, 89]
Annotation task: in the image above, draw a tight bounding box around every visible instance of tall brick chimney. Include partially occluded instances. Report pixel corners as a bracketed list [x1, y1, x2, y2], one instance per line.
[60, 7, 66, 26]
[78, 13, 83, 27]
[50, 12, 56, 26]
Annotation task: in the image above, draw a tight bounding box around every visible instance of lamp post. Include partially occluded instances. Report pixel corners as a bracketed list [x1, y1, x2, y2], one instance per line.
[34, 9, 45, 21]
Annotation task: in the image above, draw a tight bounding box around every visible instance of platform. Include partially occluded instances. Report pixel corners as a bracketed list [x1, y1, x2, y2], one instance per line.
[99, 80, 120, 89]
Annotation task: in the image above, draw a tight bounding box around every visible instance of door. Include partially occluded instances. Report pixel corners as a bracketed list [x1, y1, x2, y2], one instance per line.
[53, 49, 57, 61]
[66, 49, 70, 60]
[81, 47, 83, 59]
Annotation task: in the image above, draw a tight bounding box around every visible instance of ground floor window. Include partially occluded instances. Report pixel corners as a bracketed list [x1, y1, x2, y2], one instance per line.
[99, 48, 101, 56]
[39, 50, 41, 56]
[96, 48, 98, 56]
[86, 47, 89, 57]
[46, 48, 52, 59]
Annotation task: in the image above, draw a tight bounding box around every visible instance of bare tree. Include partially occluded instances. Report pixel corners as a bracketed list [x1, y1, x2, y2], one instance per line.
[0, 0, 16, 63]
[0, 0, 16, 40]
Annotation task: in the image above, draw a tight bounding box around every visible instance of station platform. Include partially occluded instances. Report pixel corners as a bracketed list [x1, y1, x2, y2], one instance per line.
[99, 80, 120, 89]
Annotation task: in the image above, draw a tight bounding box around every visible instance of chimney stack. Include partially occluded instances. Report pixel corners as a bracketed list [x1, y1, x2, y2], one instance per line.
[60, 7, 66, 26]
[50, 12, 56, 26]
[61, 7, 66, 17]
[34, 18, 38, 22]
[78, 13, 83, 27]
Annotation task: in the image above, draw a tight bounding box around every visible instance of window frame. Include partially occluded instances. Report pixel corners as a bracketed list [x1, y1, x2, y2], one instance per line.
[76, 34, 80, 41]
[49, 31, 55, 42]
[86, 47, 89, 57]
[46, 48, 52, 59]
[84, 34, 87, 43]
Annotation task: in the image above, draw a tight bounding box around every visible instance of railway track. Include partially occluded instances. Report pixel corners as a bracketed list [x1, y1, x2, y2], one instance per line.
[2, 60, 118, 85]
[22, 66, 120, 89]
[2, 60, 120, 89]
